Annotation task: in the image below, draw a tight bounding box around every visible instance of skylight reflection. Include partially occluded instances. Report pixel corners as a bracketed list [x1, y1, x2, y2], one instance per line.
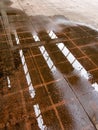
[48, 31, 57, 39]
[33, 35, 40, 42]
[57, 43, 88, 72]
[14, 31, 35, 98]
[14, 31, 46, 129]
[56, 43, 95, 80]
[48, 30, 98, 91]
[7, 76, 11, 88]
[57, 42, 89, 79]
[33, 34, 56, 72]
[92, 82, 98, 92]
[34, 104, 47, 130]
[48, 31, 89, 79]
[57, 43, 70, 56]
[39, 46, 56, 72]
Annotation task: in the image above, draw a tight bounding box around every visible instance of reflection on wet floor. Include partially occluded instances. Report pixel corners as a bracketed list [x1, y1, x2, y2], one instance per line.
[7, 76, 11, 88]
[15, 30, 35, 98]
[33, 35, 56, 72]
[34, 104, 47, 130]
[1, 2, 98, 130]
[15, 28, 47, 130]
[48, 31, 98, 87]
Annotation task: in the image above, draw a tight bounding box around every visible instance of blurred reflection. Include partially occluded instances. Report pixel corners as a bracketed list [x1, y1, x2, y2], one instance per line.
[92, 83, 98, 92]
[33, 34, 74, 130]
[0, 1, 76, 129]
[33, 34, 56, 72]
[14, 31, 47, 129]
[7, 76, 11, 88]
[48, 30, 98, 91]
[48, 31, 89, 78]
[48, 31, 57, 39]
[14, 30, 35, 98]
[34, 104, 47, 130]
[33, 35, 40, 42]
[57, 43, 89, 79]
[39, 46, 56, 72]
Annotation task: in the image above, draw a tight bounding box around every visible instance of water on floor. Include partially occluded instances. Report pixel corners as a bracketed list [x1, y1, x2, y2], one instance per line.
[0, 1, 98, 130]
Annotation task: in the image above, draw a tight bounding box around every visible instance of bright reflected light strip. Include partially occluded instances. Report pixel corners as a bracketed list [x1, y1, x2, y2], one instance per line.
[92, 82, 98, 92]
[34, 104, 47, 130]
[48, 30, 98, 91]
[14, 31, 35, 98]
[57, 43, 89, 78]
[48, 31, 90, 79]
[39, 46, 56, 71]
[48, 31, 57, 39]
[33, 35, 40, 42]
[33, 34, 56, 72]
[15, 31, 47, 129]
[7, 76, 11, 88]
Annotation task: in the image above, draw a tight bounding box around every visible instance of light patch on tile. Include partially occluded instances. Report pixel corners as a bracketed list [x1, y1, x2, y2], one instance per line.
[34, 104, 47, 130]
[7, 76, 11, 88]
[14, 30, 35, 98]
[92, 82, 98, 92]
[33, 34, 56, 72]
[48, 31, 98, 91]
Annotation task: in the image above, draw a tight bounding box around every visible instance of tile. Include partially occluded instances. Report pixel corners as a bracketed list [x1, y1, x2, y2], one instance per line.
[56, 61, 74, 75]
[70, 48, 84, 58]
[79, 58, 96, 71]
[42, 109, 61, 130]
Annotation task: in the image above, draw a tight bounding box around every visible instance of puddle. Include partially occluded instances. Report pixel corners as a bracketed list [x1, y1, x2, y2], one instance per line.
[0, 1, 98, 130]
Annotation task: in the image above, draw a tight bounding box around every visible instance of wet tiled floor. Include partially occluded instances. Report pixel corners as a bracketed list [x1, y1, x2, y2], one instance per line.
[0, 1, 98, 130]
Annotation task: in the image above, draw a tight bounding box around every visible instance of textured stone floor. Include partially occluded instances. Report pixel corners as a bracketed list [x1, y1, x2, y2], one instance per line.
[0, 0, 98, 130]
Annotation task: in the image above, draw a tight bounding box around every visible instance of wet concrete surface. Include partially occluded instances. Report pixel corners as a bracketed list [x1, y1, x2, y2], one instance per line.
[0, 1, 98, 130]
[9, 0, 98, 29]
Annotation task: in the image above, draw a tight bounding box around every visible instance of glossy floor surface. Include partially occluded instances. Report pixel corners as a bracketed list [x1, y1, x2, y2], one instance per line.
[0, 1, 98, 130]
[10, 0, 98, 28]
